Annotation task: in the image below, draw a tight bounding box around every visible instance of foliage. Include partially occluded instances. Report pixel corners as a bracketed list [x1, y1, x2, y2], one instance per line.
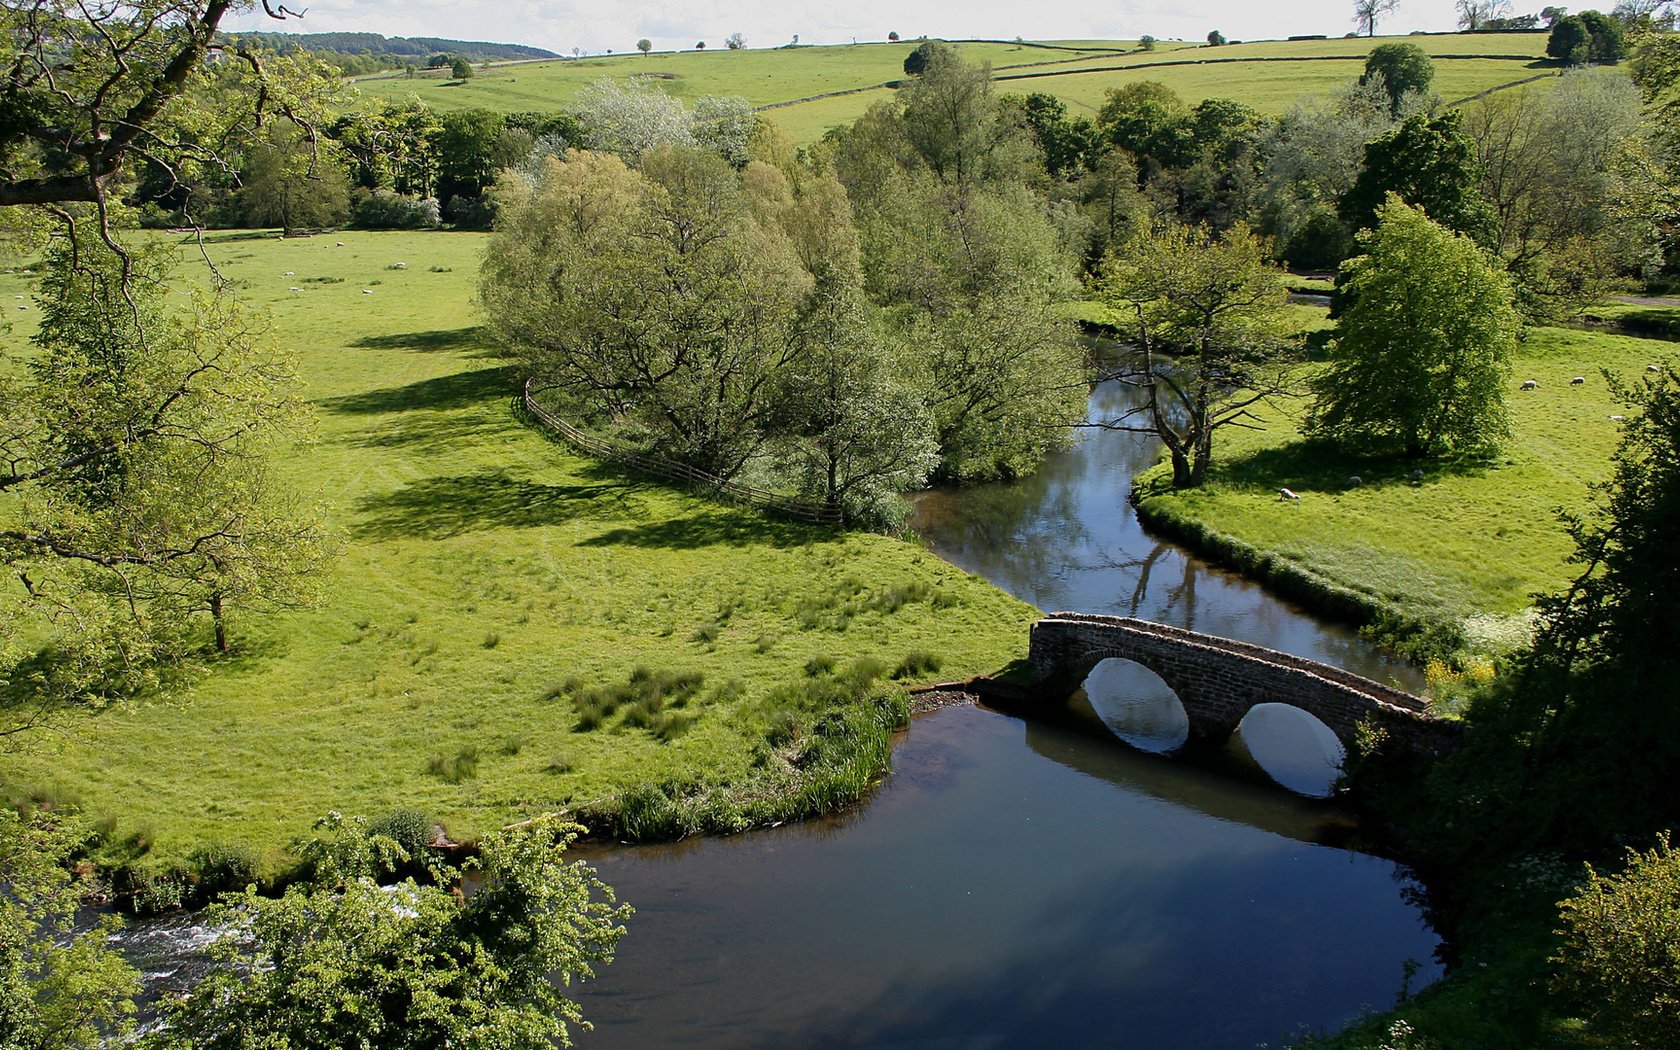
[236, 119, 352, 232]
[1553, 834, 1680, 1047]
[352, 188, 442, 229]
[726, 32, 747, 50]
[637, 38, 653, 55]
[1458, 0, 1514, 29]
[1359, 42, 1436, 115]
[449, 55, 473, 80]
[1097, 222, 1297, 489]
[568, 78, 755, 166]
[1462, 68, 1655, 319]
[0, 808, 141, 1050]
[1340, 110, 1495, 243]
[1549, 10, 1628, 63]
[0, 231, 329, 723]
[148, 813, 630, 1050]
[1309, 198, 1518, 457]
[1207, 30, 1227, 46]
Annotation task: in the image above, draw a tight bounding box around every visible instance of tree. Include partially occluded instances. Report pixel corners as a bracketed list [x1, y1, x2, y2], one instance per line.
[1541, 4, 1570, 25]
[1553, 835, 1680, 1047]
[1458, 0, 1514, 28]
[767, 269, 937, 522]
[726, 31, 747, 50]
[696, 40, 706, 49]
[1341, 111, 1495, 242]
[1462, 68, 1653, 317]
[898, 45, 1010, 187]
[1139, 35, 1157, 51]
[638, 38, 653, 55]
[0, 808, 140, 1049]
[2, 233, 329, 703]
[889, 30, 901, 42]
[903, 39, 943, 76]
[1548, 14, 1594, 61]
[1257, 75, 1405, 267]
[1360, 42, 1436, 115]
[449, 55, 472, 79]
[1207, 29, 1227, 45]
[1353, 0, 1400, 36]
[236, 119, 352, 233]
[1578, 9, 1627, 59]
[1095, 223, 1297, 489]
[149, 814, 630, 1050]
[1308, 198, 1519, 457]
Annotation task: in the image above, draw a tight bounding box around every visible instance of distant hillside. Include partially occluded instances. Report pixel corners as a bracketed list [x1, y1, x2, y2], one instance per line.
[224, 30, 557, 65]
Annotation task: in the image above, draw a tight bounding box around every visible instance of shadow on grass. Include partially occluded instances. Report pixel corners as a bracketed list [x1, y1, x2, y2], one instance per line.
[351, 326, 493, 354]
[1212, 439, 1494, 495]
[578, 509, 824, 550]
[320, 365, 517, 415]
[346, 412, 516, 453]
[355, 470, 629, 539]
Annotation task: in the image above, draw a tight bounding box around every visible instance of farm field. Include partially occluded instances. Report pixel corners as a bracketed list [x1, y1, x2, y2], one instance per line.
[0, 230, 1037, 870]
[1134, 321, 1671, 650]
[351, 32, 1553, 141]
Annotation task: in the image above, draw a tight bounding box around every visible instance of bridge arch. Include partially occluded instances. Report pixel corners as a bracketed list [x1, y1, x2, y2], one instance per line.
[1234, 703, 1345, 797]
[1079, 656, 1190, 753]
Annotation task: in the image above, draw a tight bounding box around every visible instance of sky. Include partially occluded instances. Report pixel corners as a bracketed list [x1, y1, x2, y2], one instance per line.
[226, 0, 1478, 56]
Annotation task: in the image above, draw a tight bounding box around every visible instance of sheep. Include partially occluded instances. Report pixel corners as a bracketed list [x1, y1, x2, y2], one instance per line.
[289, 287, 301, 292]
[1278, 487, 1301, 502]
[1650, 364, 1662, 373]
[362, 289, 374, 294]
[1610, 414, 1626, 421]
[1570, 376, 1585, 386]
[1345, 475, 1363, 488]
[336, 240, 346, 246]
[1520, 379, 1540, 390]
[283, 271, 295, 276]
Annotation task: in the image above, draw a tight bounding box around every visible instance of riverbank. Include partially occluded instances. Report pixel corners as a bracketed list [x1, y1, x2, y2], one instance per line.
[0, 230, 1038, 891]
[1129, 323, 1671, 666]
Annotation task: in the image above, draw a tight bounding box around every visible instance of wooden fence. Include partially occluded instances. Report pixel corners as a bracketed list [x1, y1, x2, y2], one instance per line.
[521, 380, 844, 525]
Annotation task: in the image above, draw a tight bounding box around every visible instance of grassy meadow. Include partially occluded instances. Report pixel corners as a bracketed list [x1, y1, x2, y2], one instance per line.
[350, 32, 1553, 142]
[1134, 319, 1672, 653]
[0, 230, 1037, 872]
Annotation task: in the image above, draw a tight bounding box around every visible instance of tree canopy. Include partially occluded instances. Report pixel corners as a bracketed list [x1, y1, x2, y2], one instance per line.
[1308, 197, 1519, 457]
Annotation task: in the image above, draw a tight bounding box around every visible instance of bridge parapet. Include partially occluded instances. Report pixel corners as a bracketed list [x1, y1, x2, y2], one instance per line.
[1029, 613, 1459, 756]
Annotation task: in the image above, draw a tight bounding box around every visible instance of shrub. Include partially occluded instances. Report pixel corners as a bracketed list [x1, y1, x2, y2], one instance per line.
[482, 631, 500, 649]
[1553, 834, 1680, 1047]
[892, 650, 943, 680]
[365, 808, 433, 859]
[187, 842, 260, 896]
[350, 189, 441, 229]
[804, 654, 837, 677]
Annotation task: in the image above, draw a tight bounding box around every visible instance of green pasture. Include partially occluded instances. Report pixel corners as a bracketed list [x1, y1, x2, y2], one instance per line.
[0, 230, 1036, 869]
[350, 33, 1555, 141]
[1135, 319, 1672, 649]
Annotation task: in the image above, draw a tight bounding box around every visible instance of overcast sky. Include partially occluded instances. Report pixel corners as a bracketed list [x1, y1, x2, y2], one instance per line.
[228, 0, 1476, 55]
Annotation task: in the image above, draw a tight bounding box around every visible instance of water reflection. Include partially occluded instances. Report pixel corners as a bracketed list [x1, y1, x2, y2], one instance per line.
[571, 706, 1439, 1050]
[910, 352, 1423, 695]
[1075, 657, 1190, 753]
[1234, 705, 1348, 798]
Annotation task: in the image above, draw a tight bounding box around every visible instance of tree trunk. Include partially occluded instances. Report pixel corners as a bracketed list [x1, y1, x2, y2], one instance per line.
[1170, 449, 1194, 489]
[211, 591, 227, 653]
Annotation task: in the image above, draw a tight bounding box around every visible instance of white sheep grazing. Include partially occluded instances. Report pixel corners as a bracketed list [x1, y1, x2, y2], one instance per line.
[1279, 487, 1301, 502]
[362, 289, 374, 294]
[1610, 415, 1626, 421]
[1650, 364, 1662, 373]
[336, 241, 346, 246]
[289, 287, 301, 292]
[284, 271, 295, 276]
[1570, 376, 1585, 386]
[1520, 379, 1540, 390]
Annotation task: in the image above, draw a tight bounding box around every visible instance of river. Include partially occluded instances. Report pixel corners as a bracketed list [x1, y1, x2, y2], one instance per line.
[116, 370, 1443, 1048]
[557, 369, 1441, 1047]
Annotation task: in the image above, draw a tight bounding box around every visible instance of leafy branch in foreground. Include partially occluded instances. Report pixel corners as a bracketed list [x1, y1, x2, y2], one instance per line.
[149, 813, 631, 1050]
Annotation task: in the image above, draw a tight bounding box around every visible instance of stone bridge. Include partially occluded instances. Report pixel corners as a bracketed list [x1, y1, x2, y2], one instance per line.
[1029, 613, 1461, 756]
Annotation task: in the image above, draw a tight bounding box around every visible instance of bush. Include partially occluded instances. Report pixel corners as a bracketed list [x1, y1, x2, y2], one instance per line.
[351, 188, 441, 229]
[444, 193, 495, 229]
[1554, 834, 1680, 1047]
[187, 842, 260, 896]
[892, 650, 943, 680]
[365, 808, 434, 858]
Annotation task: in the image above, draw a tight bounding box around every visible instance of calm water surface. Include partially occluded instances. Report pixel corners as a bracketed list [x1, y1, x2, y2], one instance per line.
[564, 372, 1441, 1047]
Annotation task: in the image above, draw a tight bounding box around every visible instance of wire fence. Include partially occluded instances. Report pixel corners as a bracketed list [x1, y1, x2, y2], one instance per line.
[521, 380, 844, 525]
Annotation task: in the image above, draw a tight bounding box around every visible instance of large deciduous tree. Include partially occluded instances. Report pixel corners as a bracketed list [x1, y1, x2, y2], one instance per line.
[1308, 198, 1519, 457]
[1353, 0, 1400, 36]
[1359, 42, 1436, 116]
[1095, 222, 1297, 489]
[1340, 110, 1496, 243]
